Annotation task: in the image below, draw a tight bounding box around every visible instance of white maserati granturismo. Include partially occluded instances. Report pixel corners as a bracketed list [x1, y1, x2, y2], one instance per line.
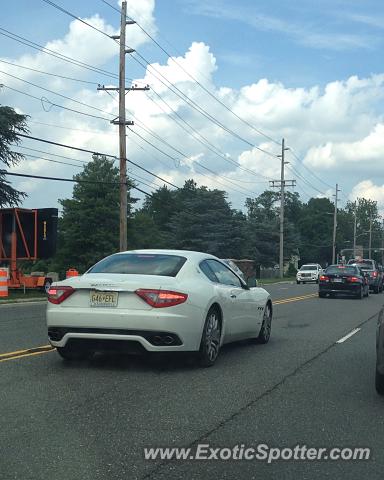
[46, 250, 272, 367]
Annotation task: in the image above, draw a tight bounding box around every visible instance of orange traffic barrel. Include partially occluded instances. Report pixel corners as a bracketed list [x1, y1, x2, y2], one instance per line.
[66, 268, 79, 279]
[0, 269, 8, 298]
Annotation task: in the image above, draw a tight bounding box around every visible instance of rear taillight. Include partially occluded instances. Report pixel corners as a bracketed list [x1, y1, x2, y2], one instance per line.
[373, 271, 378, 277]
[319, 275, 329, 282]
[47, 286, 75, 304]
[347, 276, 360, 283]
[135, 289, 188, 308]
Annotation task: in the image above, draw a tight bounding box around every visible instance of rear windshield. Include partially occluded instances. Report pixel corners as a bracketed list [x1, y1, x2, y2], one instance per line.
[348, 260, 374, 270]
[325, 266, 359, 275]
[87, 254, 187, 277]
[300, 265, 318, 271]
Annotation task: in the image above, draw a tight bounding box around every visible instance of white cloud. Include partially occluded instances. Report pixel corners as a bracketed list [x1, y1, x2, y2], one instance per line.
[304, 123, 384, 170]
[350, 180, 384, 207]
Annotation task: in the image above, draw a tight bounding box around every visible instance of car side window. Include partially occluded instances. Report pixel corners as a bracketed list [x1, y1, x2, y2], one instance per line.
[199, 261, 218, 283]
[205, 260, 242, 287]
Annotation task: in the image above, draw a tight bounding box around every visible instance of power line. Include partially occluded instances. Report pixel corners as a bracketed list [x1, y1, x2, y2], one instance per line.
[41, 0, 115, 41]
[288, 148, 334, 190]
[286, 164, 328, 197]
[128, 128, 260, 197]
[0, 70, 117, 118]
[0, 26, 119, 80]
[99, 0, 280, 146]
[146, 90, 273, 180]
[14, 151, 84, 168]
[1, 170, 151, 196]
[132, 51, 279, 157]
[36, 1, 279, 157]
[15, 145, 91, 164]
[16, 133, 180, 189]
[0, 58, 99, 85]
[2, 84, 111, 121]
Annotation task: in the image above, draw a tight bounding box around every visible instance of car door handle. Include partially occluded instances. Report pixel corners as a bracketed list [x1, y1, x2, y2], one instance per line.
[230, 294, 237, 298]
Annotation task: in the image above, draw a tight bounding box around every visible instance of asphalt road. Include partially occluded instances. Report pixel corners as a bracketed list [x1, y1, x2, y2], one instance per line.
[0, 282, 383, 480]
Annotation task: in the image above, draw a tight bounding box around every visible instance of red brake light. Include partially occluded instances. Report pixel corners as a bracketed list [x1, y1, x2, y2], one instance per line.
[347, 276, 360, 283]
[319, 275, 329, 282]
[48, 286, 75, 304]
[373, 271, 378, 277]
[135, 289, 188, 308]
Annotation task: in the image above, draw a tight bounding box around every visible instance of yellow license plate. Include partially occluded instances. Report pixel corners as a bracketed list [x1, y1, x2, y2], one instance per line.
[90, 291, 118, 307]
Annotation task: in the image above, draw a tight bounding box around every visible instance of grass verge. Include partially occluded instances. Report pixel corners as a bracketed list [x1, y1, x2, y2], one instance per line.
[0, 289, 47, 304]
[258, 277, 296, 285]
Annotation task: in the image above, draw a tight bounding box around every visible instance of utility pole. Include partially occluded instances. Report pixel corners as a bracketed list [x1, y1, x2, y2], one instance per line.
[368, 216, 372, 258]
[270, 139, 295, 279]
[382, 218, 384, 265]
[353, 203, 357, 259]
[332, 184, 340, 264]
[98, 1, 149, 251]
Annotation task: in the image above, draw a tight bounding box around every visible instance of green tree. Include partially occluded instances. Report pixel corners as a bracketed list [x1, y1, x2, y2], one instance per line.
[55, 155, 134, 274]
[0, 106, 29, 206]
[297, 197, 334, 265]
[245, 190, 301, 267]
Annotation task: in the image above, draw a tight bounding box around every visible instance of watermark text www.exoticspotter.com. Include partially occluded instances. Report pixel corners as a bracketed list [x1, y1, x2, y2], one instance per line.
[144, 444, 371, 463]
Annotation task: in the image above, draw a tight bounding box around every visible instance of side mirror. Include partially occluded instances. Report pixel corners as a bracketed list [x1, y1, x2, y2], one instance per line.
[247, 277, 258, 288]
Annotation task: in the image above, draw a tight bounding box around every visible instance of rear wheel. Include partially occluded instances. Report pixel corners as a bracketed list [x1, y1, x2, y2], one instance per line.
[197, 307, 221, 367]
[296, 280, 300, 284]
[56, 344, 94, 361]
[319, 292, 326, 298]
[257, 303, 272, 344]
[375, 368, 384, 395]
[355, 286, 363, 299]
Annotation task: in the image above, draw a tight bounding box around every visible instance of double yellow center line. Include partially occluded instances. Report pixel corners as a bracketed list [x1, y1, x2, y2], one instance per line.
[0, 345, 55, 363]
[274, 292, 318, 305]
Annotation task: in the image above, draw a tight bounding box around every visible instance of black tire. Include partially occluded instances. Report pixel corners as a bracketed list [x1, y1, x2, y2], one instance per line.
[56, 344, 94, 361]
[257, 302, 272, 344]
[374, 285, 380, 294]
[319, 292, 326, 298]
[296, 280, 300, 284]
[375, 369, 384, 395]
[315, 279, 319, 284]
[355, 286, 363, 299]
[197, 307, 222, 367]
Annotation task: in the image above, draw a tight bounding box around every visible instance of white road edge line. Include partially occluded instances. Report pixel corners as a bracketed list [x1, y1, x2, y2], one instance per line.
[336, 328, 361, 344]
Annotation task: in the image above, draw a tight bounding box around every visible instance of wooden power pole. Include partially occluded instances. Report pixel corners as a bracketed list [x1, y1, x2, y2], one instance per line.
[270, 139, 295, 279]
[332, 184, 340, 264]
[98, 1, 149, 251]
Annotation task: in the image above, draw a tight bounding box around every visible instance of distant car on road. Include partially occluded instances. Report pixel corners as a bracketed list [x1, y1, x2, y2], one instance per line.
[376, 306, 384, 395]
[221, 259, 246, 282]
[47, 250, 272, 367]
[296, 264, 323, 284]
[318, 264, 369, 299]
[347, 258, 383, 293]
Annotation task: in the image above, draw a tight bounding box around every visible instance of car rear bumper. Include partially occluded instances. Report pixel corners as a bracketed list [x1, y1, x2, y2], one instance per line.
[46, 304, 205, 352]
[319, 284, 362, 295]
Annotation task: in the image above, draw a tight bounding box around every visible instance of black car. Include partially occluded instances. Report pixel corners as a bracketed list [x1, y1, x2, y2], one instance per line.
[347, 258, 383, 293]
[376, 307, 384, 395]
[318, 265, 369, 299]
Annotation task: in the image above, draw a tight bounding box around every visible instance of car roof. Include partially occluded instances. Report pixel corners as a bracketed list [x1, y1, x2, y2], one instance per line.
[116, 249, 219, 262]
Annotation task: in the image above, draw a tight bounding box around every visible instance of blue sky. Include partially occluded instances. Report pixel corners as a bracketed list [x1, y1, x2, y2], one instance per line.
[1, 0, 384, 210]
